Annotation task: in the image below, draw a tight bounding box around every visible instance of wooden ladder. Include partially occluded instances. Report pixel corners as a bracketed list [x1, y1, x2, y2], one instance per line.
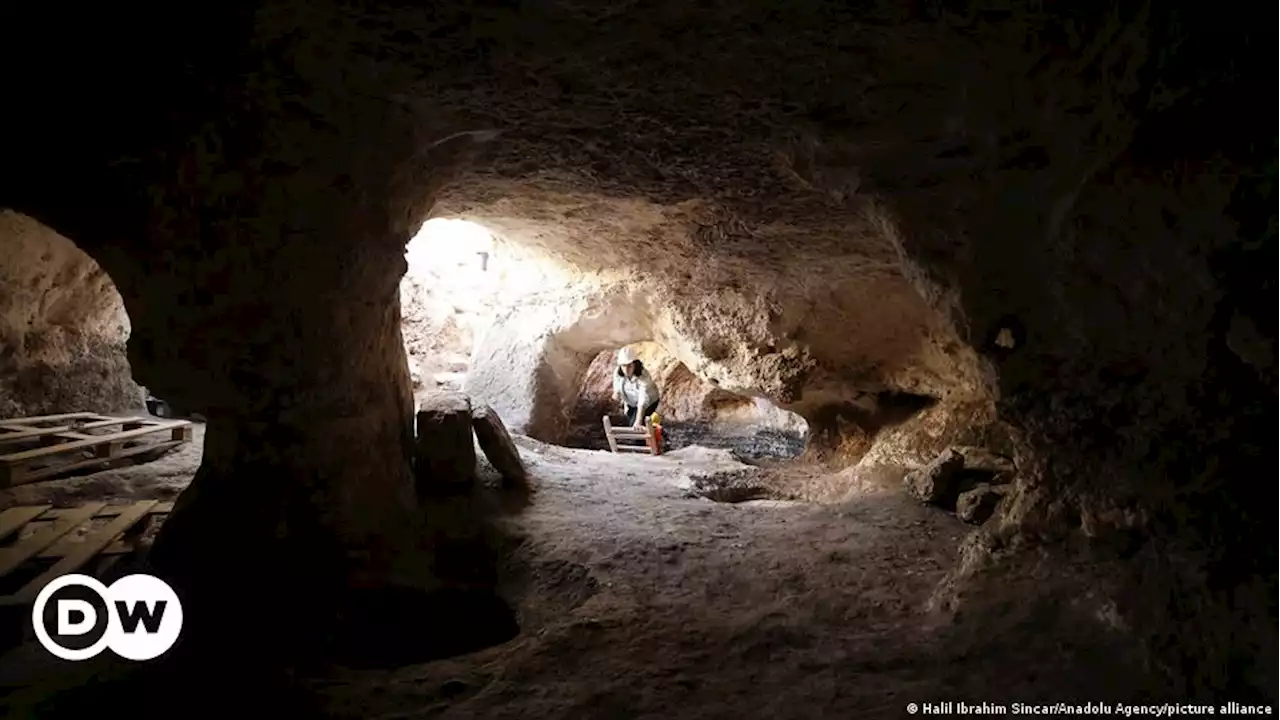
[602, 416, 659, 455]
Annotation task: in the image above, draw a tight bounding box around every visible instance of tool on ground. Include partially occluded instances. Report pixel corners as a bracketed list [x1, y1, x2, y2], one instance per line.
[649, 413, 663, 455]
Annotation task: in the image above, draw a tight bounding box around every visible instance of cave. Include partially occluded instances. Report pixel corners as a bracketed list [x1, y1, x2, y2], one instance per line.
[0, 211, 143, 421]
[0, 1, 1275, 718]
[0, 211, 208, 489]
[400, 219, 816, 463]
[401, 217, 498, 401]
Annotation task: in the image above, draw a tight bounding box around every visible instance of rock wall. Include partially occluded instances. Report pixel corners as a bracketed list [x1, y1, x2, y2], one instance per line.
[452, 192, 988, 429]
[569, 341, 807, 437]
[466, 278, 653, 441]
[0, 211, 143, 419]
[884, 13, 1278, 698]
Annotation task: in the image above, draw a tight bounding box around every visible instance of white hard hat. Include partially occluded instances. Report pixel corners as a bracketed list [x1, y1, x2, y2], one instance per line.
[616, 347, 635, 366]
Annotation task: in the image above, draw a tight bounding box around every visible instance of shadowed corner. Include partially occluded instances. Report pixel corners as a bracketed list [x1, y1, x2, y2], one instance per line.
[326, 585, 520, 671]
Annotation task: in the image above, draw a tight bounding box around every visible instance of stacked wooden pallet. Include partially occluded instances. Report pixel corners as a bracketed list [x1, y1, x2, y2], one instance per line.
[0, 500, 173, 606]
[0, 413, 193, 488]
[602, 415, 660, 455]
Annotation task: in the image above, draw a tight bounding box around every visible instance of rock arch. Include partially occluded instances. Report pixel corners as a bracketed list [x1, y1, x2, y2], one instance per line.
[0, 211, 144, 419]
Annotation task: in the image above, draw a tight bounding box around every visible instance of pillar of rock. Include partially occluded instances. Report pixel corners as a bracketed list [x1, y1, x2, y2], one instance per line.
[129, 116, 430, 658]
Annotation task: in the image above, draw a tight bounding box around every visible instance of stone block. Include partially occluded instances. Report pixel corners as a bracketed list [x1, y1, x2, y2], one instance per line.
[471, 403, 527, 487]
[954, 445, 1016, 475]
[956, 483, 1009, 525]
[903, 447, 965, 505]
[415, 392, 476, 494]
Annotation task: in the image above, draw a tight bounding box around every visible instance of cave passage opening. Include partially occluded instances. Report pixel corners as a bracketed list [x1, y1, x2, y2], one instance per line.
[396, 205, 981, 508]
[401, 217, 501, 403]
[397, 214, 829, 507]
[400, 221, 813, 452]
[0, 211, 143, 420]
[0, 211, 206, 493]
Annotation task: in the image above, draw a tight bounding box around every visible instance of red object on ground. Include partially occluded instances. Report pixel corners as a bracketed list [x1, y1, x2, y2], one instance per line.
[652, 424, 663, 455]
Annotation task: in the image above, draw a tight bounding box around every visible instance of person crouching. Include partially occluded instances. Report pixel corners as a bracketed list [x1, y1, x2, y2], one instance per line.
[612, 347, 661, 428]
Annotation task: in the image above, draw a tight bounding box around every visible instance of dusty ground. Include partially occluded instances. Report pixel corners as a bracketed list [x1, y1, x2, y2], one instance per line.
[0, 427, 1157, 718]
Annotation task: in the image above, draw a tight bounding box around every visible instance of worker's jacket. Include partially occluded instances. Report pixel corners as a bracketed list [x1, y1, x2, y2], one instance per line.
[613, 370, 660, 411]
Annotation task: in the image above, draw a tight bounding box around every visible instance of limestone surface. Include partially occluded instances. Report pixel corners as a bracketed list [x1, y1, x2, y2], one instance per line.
[0, 211, 142, 418]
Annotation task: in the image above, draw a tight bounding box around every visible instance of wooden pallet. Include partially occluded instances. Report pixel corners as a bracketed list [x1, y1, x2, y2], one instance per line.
[0, 500, 173, 606]
[602, 415, 660, 455]
[0, 413, 193, 488]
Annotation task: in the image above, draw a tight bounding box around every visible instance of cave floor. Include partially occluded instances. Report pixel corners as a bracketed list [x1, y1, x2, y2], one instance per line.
[0, 426, 1154, 718]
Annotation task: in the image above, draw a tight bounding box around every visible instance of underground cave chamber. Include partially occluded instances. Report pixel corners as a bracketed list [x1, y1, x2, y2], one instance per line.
[401, 217, 500, 400]
[401, 216, 814, 462]
[0, 211, 204, 487]
[1, 0, 1275, 711]
[402, 204, 997, 508]
[0, 211, 146, 420]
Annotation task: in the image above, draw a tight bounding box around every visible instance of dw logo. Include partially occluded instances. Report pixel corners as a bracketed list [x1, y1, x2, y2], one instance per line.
[32, 574, 183, 661]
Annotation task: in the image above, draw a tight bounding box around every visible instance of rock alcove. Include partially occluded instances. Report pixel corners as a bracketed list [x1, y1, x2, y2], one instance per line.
[0, 0, 1275, 717]
[400, 217, 815, 466]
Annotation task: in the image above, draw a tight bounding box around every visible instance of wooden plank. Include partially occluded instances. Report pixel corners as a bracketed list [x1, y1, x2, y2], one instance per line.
[0, 421, 190, 463]
[47, 432, 97, 442]
[3, 441, 185, 487]
[104, 540, 137, 556]
[614, 445, 650, 453]
[0, 505, 52, 543]
[4, 417, 156, 437]
[0, 425, 74, 443]
[602, 416, 619, 453]
[78, 417, 154, 431]
[39, 417, 164, 442]
[41, 536, 140, 559]
[45, 538, 135, 559]
[39, 502, 172, 558]
[0, 412, 98, 426]
[43, 501, 173, 520]
[3, 501, 158, 605]
[0, 502, 105, 577]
